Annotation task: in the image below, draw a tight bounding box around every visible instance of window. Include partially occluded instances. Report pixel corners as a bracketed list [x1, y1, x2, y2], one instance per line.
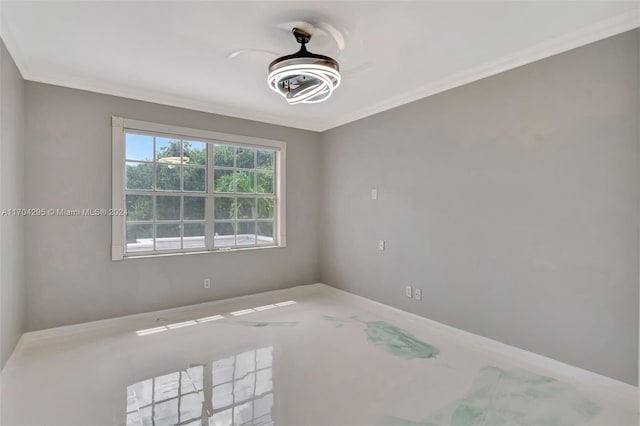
[112, 117, 286, 260]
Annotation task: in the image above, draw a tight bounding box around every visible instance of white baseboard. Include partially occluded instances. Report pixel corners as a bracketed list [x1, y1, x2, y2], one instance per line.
[19, 283, 325, 345]
[10, 282, 637, 402]
[0, 332, 27, 380]
[314, 283, 637, 400]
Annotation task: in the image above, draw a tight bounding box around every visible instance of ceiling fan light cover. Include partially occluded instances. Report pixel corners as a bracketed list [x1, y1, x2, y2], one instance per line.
[268, 63, 340, 104]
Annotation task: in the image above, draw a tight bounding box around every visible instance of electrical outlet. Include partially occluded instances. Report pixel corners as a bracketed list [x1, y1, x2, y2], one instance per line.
[378, 240, 385, 251]
[405, 285, 412, 298]
[414, 288, 422, 301]
[371, 189, 378, 200]
[204, 279, 211, 289]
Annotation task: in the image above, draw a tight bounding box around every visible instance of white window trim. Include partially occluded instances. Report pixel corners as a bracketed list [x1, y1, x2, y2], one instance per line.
[111, 116, 287, 261]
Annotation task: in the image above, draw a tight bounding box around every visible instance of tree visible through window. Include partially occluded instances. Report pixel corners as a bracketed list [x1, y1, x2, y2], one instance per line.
[125, 134, 209, 253]
[212, 145, 275, 248]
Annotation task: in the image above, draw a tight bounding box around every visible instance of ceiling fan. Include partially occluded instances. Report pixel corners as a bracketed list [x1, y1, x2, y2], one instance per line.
[226, 21, 370, 104]
[226, 21, 346, 60]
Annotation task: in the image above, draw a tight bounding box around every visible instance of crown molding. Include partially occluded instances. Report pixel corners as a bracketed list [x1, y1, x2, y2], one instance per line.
[318, 8, 640, 131]
[0, 12, 29, 79]
[22, 72, 331, 132]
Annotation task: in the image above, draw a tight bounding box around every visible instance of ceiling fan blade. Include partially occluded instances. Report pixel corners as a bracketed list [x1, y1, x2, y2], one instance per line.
[315, 21, 346, 51]
[276, 20, 346, 51]
[226, 48, 280, 60]
[276, 21, 316, 37]
[341, 61, 374, 78]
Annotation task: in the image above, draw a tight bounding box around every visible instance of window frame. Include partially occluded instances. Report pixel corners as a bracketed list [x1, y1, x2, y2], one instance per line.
[112, 116, 286, 260]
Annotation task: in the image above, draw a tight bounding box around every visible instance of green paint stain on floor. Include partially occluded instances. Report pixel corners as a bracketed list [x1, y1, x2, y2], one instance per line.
[322, 315, 350, 326]
[322, 315, 343, 322]
[322, 315, 359, 322]
[322, 316, 439, 359]
[379, 366, 601, 426]
[365, 321, 440, 359]
[378, 418, 426, 426]
[222, 320, 299, 327]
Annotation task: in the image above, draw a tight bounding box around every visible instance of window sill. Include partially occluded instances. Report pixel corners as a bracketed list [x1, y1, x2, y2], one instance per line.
[118, 244, 285, 260]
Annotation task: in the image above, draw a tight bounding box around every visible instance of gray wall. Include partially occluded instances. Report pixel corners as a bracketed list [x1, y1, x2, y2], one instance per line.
[24, 82, 321, 331]
[320, 30, 639, 384]
[0, 39, 25, 369]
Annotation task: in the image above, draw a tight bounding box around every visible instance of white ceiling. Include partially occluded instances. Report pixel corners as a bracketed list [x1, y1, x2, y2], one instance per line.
[1, 1, 638, 132]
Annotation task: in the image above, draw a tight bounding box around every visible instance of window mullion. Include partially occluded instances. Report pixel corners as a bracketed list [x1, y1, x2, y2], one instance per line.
[152, 194, 157, 252]
[180, 194, 184, 250]
[206, 143, 215, 251]
[179, 140, 184, 251]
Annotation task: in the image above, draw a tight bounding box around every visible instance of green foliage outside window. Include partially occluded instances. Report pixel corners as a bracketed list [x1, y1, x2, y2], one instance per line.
[125, 136, 275, 246]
